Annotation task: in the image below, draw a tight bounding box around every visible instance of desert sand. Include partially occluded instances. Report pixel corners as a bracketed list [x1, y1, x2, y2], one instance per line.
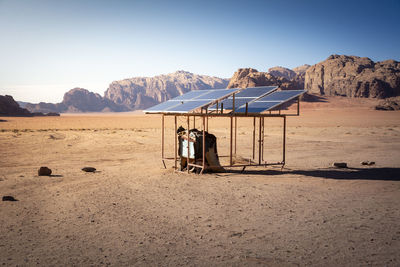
[1, 96, 400, 266]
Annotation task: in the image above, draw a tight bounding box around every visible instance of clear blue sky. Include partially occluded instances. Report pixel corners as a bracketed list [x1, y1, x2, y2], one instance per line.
[0, 0, 399, 103]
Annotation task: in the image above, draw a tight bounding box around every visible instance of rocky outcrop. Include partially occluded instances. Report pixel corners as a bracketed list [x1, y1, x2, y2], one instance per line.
[104, 71, 229, 110]
[0, 95, 32, 116]
[304, 55, 400, 98]
[62, 88, 127, 112]
[227, 68, 300, 90]
[25, 102, 66, 114]
[25, 88, 128, 113]
[293, 64, 311, 76]
[292, 64, 311, 89]
[268, 66, 297, 80]
[375, 96, 400, 110]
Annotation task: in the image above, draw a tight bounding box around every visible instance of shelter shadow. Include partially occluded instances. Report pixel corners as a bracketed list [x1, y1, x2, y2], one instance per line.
[227, 167, 400, 181]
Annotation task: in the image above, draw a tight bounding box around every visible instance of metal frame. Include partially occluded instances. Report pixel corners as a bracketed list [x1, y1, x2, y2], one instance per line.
[158, 96, 301, 174]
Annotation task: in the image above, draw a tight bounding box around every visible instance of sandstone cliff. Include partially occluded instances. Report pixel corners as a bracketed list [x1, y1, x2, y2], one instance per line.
[293, 64, 311, 76]
[25, 88, 127, 113]
[0, 95, 32, 116]
[104, 71, 229, 110]
[304, 55, 400, 98]
[268, 66, 297, 80]
[227, 68, 300, 90]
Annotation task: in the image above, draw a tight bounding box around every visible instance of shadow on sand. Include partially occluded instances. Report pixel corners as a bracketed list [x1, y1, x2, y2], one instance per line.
[226, 167, 400, 181]
[50, 174, 63, 178]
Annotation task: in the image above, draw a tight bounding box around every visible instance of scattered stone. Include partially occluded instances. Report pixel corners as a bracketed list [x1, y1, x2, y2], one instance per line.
[38, 167, 52, 176]
[82, 167, 96, 172]
[361, 161, 375, 166]
[333, 162, 347, 168]
[375, 98, 400, 111]
[2, 196, 18, 201]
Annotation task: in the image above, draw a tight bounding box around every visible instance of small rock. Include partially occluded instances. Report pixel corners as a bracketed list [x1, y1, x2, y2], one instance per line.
[2, 196, 18, 201]
[82, 167, 96, 172]
[333, 162, 347, 168]
[38, 167, 52, 176]
[361, 161, 375, 166]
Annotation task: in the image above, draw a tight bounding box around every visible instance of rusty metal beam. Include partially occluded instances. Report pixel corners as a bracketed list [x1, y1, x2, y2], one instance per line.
[174, 115, 177, 170]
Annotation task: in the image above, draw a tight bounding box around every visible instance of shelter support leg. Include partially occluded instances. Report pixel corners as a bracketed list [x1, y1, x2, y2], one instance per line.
[174, 115, 177, 170]
[200, 116, 206, 174]
[297, 96, 300, 115]
[282, 116, 286, 170]
[234, 116, 237, 157]
[161, 114, 166, 169]
[258, 117, 262, 165]
[230, 116, 233, 166]
[187, 115, 190, 173]
[262, 117, 265, 162]
[252, 117, 256, 161]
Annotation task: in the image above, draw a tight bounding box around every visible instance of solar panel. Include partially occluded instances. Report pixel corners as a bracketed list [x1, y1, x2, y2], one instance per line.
[171, 90, 211, 101]
[144, 100, 182, 113]
[236, 101, 282, 113]
[208, 86, 278, 111]
[234, 86, 278, 98]
[257, 90, 305, 102]
[217, 97, 254, 110]
[195, 89, 238, 100]
[145, 88, 241, 113]
[235, 90, 306, 113]
[165, 100, 211, 113]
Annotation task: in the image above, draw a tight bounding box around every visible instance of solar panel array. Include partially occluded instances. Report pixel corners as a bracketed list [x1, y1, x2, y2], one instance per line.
[235, 90, 306, 113]
[144, 87, 305, 114]
[144, 89, 238, 113]
[208, 86, 278, 111]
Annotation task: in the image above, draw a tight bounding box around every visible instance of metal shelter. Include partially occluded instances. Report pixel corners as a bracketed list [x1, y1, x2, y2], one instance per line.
[144, 86, 306, 174]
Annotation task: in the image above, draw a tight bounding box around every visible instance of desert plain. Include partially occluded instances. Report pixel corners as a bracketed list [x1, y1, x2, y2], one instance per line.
[1, 96, 400, 266]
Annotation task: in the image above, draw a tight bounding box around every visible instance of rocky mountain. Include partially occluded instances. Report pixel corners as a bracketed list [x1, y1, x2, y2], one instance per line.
[227, 68, 301, 90]
[104, 71, 229, 110]
[304, 55, 400, 98]
[293, 64, 311, 75]
[0, 95, 32, 116]
[24, 88, 127, 113]
[268, 66, 297, 80]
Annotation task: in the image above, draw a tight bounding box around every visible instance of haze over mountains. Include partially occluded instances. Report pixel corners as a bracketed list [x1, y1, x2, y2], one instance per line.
[2, 54, 400, 115]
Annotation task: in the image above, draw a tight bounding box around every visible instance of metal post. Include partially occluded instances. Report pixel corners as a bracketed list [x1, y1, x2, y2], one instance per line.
[258, 116, 262, 165]
[174, 115, 177, 170]
[252, 116, 256, 160]
[187, 115, 190, 173]
[161, 114, 166, 168]
[161, 114, 164, 159]
[234, 116, 237, 156]
[232, 93, 236, 113]
[297, 97, 300, 115]
[262, 117, 265, 162]
[193, 115, 196, 129]
[230, 116, 233, 166]
[206, 108, 209, 132]
[283, 116, 286, 165]
[201, 115, 206, 174]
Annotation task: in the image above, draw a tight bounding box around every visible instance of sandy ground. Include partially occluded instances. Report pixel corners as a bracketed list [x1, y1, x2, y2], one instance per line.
[1, 96, 400, 266]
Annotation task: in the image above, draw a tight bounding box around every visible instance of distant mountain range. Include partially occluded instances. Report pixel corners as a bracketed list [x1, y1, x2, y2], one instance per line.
[1, 95, 59, 117]
[104, 70, 229, 110]
[19, 71, 229, 113]
[2, 54, 400, 115]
